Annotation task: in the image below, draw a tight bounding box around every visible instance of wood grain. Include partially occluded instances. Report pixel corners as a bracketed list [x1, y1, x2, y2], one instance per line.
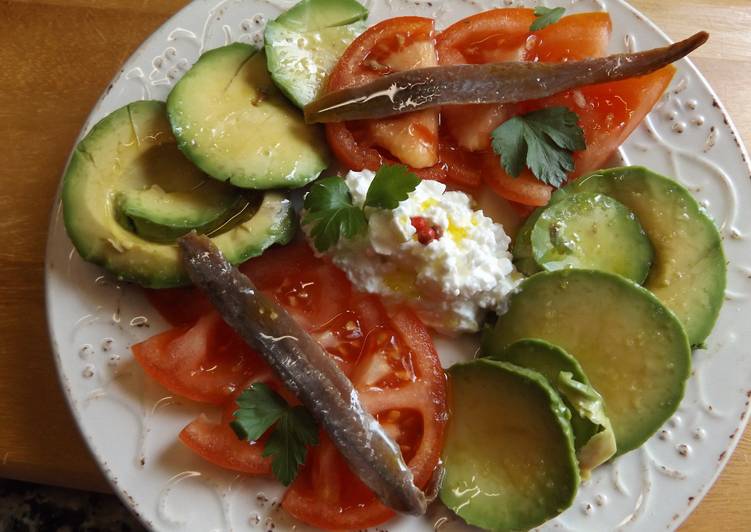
[0, 0, 748, 529]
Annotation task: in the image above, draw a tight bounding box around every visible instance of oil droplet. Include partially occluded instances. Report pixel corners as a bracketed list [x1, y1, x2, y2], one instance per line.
[108, 354, 121, 367]
[82, 365, 96, 379]
[101, 338, 114, 352]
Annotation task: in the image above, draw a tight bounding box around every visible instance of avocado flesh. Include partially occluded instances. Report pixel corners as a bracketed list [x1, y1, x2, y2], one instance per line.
[265, 0, 368, 108]
[63, 100, 294, 288]
[530, 192, 653, 284]
[167, 44, 329, 189]
[487, 338, 616, 475]
[441, 360, 579, 531]
[556, 166, 726, 346]
[485, 269, 691, 455]
[512, 208, 543, 276]
[117, 175, 240, 242]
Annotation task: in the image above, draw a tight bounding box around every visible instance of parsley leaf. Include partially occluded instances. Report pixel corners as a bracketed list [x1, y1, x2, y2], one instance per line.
[230, 383, 287, 441]
[530, 6, 566, 32]
[231, 384, 319, 486]
[263, 406, 319, 486]
[303, 177, 367, 252]
[364, 164, 421, 210]
[491, 107, 586, 188]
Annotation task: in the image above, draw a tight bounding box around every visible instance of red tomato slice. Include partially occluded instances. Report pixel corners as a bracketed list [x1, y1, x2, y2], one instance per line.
[179, 392, 273, 475]
[532, 66, 676, 178]
[135, 242, 356, 404]
[282, 307, 447, 530]
[132, 313, 269, 405]
[326, 17, 442, 172]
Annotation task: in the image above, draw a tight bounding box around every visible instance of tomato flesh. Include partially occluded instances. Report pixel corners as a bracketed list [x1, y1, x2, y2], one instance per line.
[326, 17, 440, 171]
[282, 307, 447, 529]
[138, 241, 447, 530]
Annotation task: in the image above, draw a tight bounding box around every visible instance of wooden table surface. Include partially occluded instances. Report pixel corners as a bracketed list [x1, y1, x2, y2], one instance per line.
[0, 0, 749, 529]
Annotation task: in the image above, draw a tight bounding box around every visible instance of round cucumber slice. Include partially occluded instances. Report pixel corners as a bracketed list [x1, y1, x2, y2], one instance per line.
[557, 166, 726, 346]
[530, 192, 653, 283]
[62, 101, 295, 288]
[167, 43, 329, 189]
[484, 269, 691, 455]
[441, 359, 579, 531]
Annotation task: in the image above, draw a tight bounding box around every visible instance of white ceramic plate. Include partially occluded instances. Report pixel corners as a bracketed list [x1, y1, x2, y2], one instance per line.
[45, 0, 751, 530]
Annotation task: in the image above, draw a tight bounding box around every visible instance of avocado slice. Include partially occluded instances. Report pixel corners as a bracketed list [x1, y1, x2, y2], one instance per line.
[167, 43, 329, 189]
[512, 207, 543, 277]
[484, 269, 691, 455]
[441, 359, 579, 531]
[265, 0, 368, 108]
[487, 338, 616, 477]
[117, 181, 243, 243]
[557, 166, 726, 346]
[63, 101, 294, 288]
[530, 192, 654, 284]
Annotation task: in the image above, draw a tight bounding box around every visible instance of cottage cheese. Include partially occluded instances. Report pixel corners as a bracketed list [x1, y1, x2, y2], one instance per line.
[305, 170, 521, 335]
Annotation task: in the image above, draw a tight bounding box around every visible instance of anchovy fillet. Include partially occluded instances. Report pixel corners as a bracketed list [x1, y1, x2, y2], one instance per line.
[178, 233, 427, 516]
[304, 32, 708, 123]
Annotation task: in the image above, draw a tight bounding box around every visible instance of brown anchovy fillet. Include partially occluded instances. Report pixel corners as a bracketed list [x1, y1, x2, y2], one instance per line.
[304, 31, 708, 123]
[178, 233, 427, 516]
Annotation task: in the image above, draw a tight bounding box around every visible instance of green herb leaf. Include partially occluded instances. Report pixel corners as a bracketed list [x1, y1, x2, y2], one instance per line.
[230, 383, 287, 441]
[364, 164, 421, 210]
[491, 106, 586, 188]
[231, 384, 319, 486]
[530, 6, 566, 32]
[263, 407, 319, 486]
[303, 176, 368, 252]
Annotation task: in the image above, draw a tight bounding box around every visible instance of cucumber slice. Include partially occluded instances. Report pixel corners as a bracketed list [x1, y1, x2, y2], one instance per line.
[558, 166, 726, 346]
[441, 359, 579, 531]
[484, 269, 691, 455]
[167, 43, 329, 189]
[265, 0, 368, 108]
[530, 192, 653, 284]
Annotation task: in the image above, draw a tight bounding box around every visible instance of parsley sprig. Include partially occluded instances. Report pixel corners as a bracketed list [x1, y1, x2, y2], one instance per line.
[491, 106, 586, 188]
[303, 164, 420, 251]
[530, 6, 566, 32]
[230, 383, 319, 486]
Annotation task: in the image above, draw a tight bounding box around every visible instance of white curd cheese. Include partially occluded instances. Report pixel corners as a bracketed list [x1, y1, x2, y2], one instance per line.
[305, 170, 521, 334]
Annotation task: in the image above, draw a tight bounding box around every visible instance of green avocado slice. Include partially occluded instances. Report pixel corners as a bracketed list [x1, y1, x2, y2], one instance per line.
[62, 100, 294, 288]
[167, 43, 329, 189]
[557, 166, 726, 346]
[484, 269, 691, 455]
[265, 0, 368, 108]
[487, 338, 616, 477]
[116, 181, 242, 243]
[441, 359, 579, 532]
[530, 192, 654, 284]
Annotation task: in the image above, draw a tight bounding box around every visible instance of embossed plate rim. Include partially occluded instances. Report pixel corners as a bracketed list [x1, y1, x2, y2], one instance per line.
[45, 1, 751, 531]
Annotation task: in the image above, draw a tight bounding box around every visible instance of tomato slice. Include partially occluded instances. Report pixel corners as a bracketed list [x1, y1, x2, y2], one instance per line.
[135, 242, 356, 404]
[434, 9, 670, 208]
[179, 389, 273, 475]
[326, 17, 442, 172]
[282, 307, 447, 529]
[132, 312, 268, 404]
[533, 66, 676, 178]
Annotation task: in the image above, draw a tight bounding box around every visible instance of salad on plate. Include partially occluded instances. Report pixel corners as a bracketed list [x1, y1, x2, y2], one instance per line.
[59, 0, 726, 530]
